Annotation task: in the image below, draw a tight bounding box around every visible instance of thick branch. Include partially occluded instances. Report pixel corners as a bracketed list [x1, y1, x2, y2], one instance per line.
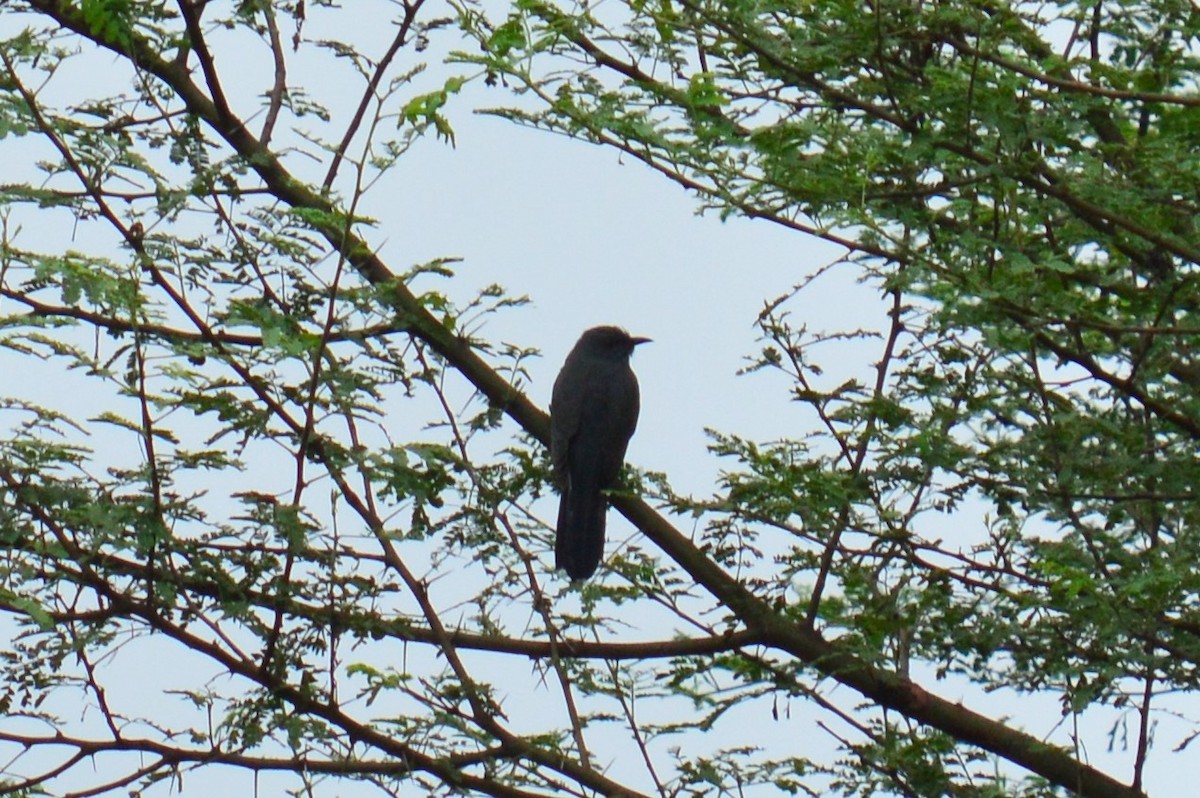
[15, 3, 1148, 797]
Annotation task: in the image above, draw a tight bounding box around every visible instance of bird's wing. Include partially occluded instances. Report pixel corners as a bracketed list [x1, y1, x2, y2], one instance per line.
[549, 355, 584, 485]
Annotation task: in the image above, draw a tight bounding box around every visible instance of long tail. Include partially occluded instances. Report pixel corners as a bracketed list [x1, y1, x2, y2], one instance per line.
[555, 481, 607, 580]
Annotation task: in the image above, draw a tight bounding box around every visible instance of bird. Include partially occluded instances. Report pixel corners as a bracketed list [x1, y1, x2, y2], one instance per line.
[550, 326, 650, 580]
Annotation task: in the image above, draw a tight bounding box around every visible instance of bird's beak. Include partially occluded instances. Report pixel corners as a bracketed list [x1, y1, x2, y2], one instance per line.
[631, 337, 652, 346]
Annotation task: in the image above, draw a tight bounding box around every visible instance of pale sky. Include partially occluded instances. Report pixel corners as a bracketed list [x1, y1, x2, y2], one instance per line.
[0, 3, 1192, 796]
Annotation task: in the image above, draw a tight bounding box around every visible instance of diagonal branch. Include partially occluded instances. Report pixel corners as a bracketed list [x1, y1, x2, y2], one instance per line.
[15, 3, 1149, 797]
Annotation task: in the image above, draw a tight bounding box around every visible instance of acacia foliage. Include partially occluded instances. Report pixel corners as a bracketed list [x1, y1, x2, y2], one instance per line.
[462, 0, 1200, 789]
[0, 1, 1196, 797]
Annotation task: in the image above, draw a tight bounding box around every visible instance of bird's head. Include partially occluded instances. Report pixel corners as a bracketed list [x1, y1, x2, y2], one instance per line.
[579, 326, 651, 360]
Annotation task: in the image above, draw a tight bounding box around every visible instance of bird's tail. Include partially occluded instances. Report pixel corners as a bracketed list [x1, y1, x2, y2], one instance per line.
[555, 482, 607, 581]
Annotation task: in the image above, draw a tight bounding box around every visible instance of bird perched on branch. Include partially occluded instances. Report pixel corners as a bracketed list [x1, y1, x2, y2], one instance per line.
[551, 326, 650, 580]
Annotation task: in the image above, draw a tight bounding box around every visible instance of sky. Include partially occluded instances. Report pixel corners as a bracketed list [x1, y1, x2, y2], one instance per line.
[0, 2, 1193, 796]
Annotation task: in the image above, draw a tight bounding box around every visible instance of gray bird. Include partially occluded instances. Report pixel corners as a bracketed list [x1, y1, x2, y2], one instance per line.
[551, 326, 650, 580]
